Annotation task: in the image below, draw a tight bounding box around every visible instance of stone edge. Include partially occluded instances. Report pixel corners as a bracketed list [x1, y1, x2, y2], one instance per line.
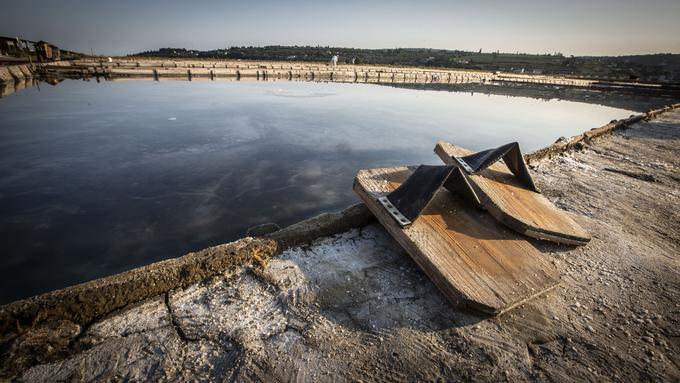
[525, 102, 680, 165]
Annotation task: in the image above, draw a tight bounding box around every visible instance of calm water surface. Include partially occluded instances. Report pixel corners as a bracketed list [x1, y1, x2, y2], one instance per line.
[0, 79, 635, 303]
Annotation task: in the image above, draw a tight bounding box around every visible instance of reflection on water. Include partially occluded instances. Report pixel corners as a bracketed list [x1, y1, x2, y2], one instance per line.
[1, 79, 34, 98]
[0, 79, 635, 303]
[382, 82, 678, 113]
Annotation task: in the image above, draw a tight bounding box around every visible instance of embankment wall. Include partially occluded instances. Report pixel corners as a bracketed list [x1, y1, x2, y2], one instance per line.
[525, 103, 680, 164]
[0, 64, 33, 83]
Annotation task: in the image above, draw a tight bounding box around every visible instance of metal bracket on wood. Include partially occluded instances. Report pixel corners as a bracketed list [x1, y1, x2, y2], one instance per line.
[378, 196, 412, 227]
[453, 156, 474, 173]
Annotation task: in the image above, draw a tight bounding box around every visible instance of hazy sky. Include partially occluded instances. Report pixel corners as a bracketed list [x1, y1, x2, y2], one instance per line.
[2, 0, 679, 56]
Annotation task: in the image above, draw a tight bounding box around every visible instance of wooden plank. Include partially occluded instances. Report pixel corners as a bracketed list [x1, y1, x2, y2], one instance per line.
[353, 166, 560, 314]
[435, 141, 590, 245]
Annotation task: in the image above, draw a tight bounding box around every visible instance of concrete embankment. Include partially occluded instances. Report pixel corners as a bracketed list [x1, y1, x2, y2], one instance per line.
[0, 64, 34, 83]
[526, 102, 680, 164]
[2, 105, 680, 381]
[38, 58, 594, 87]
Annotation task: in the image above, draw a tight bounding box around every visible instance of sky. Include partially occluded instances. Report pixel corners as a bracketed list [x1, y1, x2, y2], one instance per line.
[2, 0, 679, 57]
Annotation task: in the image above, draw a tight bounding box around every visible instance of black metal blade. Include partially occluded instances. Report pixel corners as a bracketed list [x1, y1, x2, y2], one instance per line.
[456, 142, 538, 192]
[443, 166, 482, 207]
[384, 165, 456, 224]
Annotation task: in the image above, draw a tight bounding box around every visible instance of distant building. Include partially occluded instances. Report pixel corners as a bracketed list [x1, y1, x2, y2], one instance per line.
[34, 40, 60, 62]
[0, 36, 31, 57]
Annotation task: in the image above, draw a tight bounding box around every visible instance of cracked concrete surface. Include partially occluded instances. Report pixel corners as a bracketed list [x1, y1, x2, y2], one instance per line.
[14, 225, 498, 382]
[4, 108, 680, 382]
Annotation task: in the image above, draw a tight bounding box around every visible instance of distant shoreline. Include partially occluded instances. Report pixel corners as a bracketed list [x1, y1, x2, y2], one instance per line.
[20, 58, 680, 97]
[129, 46, 680, 83]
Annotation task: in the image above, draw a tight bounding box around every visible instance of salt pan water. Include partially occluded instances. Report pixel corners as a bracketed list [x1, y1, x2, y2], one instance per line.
[0, 79, 636, 302]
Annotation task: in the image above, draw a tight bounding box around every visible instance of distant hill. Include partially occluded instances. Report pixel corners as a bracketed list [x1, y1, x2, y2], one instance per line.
[131, 46, 680, 83]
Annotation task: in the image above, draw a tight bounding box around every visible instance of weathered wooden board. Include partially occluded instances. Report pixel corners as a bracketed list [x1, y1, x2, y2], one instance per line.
[435, 141, 590, 245]
[353, 166, 560, 314]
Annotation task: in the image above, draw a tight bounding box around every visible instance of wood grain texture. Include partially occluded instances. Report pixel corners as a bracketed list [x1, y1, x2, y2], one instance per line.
[353, 166, 560, 314]
[435, 141, 590, 245]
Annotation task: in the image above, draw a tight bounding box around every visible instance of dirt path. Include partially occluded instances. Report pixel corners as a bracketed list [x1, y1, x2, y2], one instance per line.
[4, 110, 680, 382]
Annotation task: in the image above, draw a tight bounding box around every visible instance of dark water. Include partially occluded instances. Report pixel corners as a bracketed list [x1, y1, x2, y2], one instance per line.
[0, 79, 635, 303]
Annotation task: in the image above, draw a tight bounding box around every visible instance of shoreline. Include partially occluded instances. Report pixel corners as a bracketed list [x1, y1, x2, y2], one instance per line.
[3, 59, 678, 97]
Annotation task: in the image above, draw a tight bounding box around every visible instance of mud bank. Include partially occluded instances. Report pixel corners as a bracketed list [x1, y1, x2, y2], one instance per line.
[1, 105, 680, 381]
